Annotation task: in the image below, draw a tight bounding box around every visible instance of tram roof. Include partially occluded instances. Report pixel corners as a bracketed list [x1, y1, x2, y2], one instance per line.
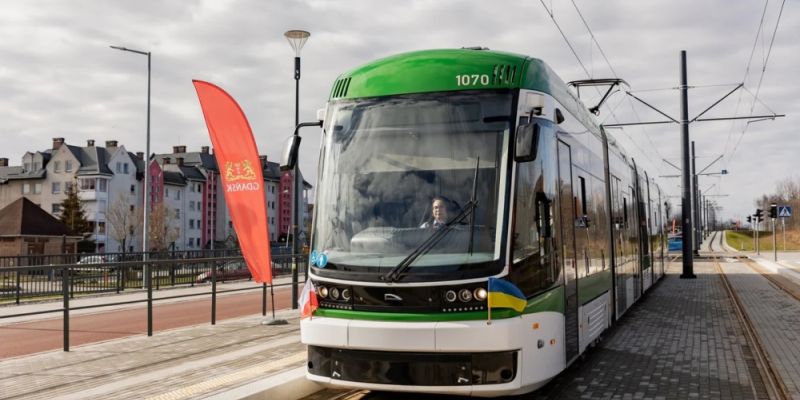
[329, 48, 600, 133]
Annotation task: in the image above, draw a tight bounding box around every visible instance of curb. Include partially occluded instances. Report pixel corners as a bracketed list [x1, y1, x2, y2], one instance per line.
[204, 367, 321, 400]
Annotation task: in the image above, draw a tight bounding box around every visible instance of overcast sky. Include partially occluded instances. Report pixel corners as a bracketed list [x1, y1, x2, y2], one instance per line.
[0, 0, 795, 222]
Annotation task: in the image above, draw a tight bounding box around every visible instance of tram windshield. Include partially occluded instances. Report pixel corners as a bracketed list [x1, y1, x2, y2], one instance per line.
[311, 91, 512, 282]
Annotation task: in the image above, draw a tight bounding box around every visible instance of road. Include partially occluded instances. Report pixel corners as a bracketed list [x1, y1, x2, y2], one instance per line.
[0, 285, 294, 359]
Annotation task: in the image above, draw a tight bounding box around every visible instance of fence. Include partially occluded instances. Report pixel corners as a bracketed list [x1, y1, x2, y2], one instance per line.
[0, 253, 308, 352]
[0, 253, 303, 305]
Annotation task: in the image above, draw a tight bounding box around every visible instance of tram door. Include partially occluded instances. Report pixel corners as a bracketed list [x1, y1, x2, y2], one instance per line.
[557, 141, 579, 363]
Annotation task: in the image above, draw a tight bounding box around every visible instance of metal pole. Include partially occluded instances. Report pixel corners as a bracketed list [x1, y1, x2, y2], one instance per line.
[692, 141, 700, 255]
[756, 219, 760, 255]
[62, 263, 69, 351]
[783, 218, 786, 251]
[145, 52, 153, 336]
[773, 218, 777, 261]
[291, 56, 301, 309]
[679, 51, 695, 278]
[262, 282, 267, 316]
[144, 52, 151, 260]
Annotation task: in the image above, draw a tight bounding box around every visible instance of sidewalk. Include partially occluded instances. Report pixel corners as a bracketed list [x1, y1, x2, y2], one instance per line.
[0, 309, 317, 400]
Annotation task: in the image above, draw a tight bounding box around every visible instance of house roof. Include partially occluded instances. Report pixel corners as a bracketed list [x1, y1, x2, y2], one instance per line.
[0, 197, 76, 236]
[154, 152, 218, 171]
[162, 170, 187, 186]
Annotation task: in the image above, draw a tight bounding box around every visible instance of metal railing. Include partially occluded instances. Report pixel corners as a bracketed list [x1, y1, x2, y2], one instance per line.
[0, 253, 301, 304]
[0, 247, 295, 268]
[0, 253, 307, 351]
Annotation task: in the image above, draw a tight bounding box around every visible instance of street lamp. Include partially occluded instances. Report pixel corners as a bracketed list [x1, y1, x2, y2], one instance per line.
[284, 29, 310, 309]
[110, 44, 153, 335]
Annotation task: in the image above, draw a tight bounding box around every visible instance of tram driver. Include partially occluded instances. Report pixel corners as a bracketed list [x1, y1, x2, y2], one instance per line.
[420, 196, 454, 229]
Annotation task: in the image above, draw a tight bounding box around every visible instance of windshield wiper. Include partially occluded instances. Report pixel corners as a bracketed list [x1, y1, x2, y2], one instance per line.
[382, 158, 481, 282]
[381, 200, 478, 282]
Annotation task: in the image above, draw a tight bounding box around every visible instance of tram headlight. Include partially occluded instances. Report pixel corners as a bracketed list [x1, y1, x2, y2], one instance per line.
[329, 287, 340, 300]
[474, 287, 488, 301]
[341, 288, 351, 301]
[444, 290, 458, 303]
[458, 288, 473, 302]
[317, 286, 329, 299]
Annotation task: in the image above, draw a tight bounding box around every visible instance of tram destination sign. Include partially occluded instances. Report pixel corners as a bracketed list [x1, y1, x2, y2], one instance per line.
[778, 205, 792, 218]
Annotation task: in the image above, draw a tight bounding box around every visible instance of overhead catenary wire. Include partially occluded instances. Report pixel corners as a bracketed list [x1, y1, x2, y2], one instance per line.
[564, 0, 668, 179]
[725, 0, 786, 165]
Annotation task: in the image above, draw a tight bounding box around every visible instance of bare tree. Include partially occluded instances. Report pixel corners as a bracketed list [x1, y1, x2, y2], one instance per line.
[106, 194, 141, 253]
[148, 202, 180, 251]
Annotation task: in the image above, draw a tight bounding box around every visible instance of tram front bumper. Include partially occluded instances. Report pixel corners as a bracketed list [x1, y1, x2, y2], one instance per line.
[301, 316, 525, 352]
[301, 316, 533, 395]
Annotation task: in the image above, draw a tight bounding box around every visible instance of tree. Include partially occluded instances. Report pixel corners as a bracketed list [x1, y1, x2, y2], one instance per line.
[106, 194, 141, 253]
[59, 184, 92, 236]
[59, 183, 94, 252]
[148, 202, 180, 251]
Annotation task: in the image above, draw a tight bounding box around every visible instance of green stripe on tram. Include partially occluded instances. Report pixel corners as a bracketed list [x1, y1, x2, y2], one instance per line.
[315, 285, 565, 322]
[577, 269, 612, 305]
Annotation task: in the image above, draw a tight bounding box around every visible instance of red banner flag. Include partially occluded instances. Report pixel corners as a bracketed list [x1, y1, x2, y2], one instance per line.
[193, 80, 272, 284]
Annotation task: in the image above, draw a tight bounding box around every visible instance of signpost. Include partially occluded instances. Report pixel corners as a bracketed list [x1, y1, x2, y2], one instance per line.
[778, 205, 792, 251]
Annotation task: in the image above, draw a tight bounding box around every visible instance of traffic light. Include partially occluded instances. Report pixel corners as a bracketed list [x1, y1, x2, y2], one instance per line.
[747, 215, 752, 223]
[769, 204, 778, 219]
[755, 208, 764, 222]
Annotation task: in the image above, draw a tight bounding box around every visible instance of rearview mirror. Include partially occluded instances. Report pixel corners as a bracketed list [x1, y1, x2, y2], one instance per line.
[514, 123, 539, 162]
[280, 135, 302, 171]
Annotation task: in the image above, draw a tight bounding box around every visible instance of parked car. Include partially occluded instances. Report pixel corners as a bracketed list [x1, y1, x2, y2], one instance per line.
[668, 235, 682, 251]
[77, 255, 106, 265]
[195, 261, 252, 283]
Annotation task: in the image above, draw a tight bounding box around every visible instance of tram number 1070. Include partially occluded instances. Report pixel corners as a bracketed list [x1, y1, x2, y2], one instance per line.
[456, 74, 490, 86]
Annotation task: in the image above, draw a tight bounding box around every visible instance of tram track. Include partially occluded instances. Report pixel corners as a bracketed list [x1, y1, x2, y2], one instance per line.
[708, 232, 791, 400]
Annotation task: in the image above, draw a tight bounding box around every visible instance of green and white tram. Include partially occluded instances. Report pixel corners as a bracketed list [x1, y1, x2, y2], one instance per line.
[296, 48, 667, 397]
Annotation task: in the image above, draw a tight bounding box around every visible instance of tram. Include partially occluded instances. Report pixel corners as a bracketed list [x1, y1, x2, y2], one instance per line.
[294, 48, 667, 397]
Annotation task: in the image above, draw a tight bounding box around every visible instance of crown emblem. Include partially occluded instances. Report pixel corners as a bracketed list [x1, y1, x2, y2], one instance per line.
[225, 160, 257, 182]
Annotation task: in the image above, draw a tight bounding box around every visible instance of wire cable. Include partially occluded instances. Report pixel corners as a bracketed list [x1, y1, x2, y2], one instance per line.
[726, 0, 786, 164]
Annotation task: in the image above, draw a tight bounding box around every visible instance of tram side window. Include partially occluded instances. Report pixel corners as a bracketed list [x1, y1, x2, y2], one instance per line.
[511, 164, 556, 295]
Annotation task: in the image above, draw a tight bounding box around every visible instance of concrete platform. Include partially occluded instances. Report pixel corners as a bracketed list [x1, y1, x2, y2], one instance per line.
[0, 309, 317, 399]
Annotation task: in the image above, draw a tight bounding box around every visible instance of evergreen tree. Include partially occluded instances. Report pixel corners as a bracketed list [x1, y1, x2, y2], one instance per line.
[59, 183, 92, 236]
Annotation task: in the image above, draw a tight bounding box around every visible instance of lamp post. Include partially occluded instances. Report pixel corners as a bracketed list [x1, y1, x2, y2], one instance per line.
[110, 45, 153, 335]
[284, 30, 310, 309]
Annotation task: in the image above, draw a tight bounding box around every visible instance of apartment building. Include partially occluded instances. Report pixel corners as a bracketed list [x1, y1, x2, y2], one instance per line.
[0, 138, 144, 253]
[1, 138, 310, 254]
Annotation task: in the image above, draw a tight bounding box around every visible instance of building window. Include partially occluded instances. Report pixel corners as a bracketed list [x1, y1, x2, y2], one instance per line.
[116, 162, 122, 173]
[130, 184, 135, 194]
[33, 183, 42, 194]
[189, 220, 195, 229]
[98, 179, 107, 192]
[80, 178, 96, 191]
[54, 161, 61, 172]
[24, 162, 30, 172]
[123, 163, 129, 174]
[165, 188, 169, 197]
[52, 204, 62, 214]
[176, 190, 181, 200]
[52, 182, 61, 194]
[175, 208, 180, 219]
[130, 205, 135, 212]
[98, 221, 106, 234]
[65, 161, 73, 172]
[65, 182, 74, 193]
[189, 201, 195, 211]
[23, 183, 31, 194]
